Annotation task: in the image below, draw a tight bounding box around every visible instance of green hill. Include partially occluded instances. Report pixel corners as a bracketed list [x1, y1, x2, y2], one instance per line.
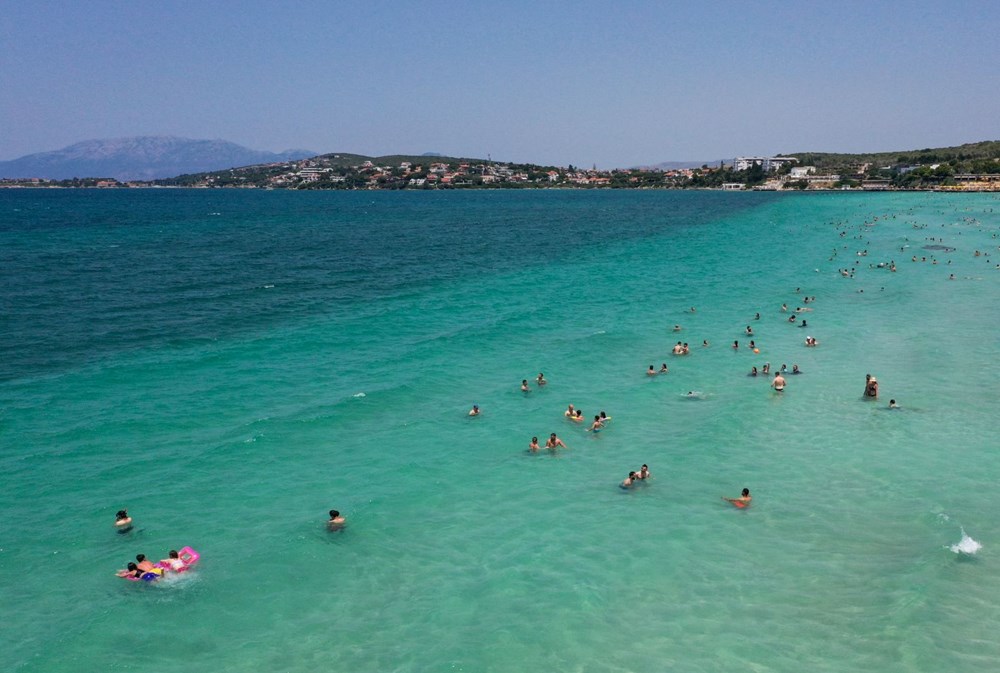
[786, 140, 1000, 172]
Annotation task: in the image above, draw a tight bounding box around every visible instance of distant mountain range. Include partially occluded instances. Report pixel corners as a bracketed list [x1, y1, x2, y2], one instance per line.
[0, 136, 316, 181]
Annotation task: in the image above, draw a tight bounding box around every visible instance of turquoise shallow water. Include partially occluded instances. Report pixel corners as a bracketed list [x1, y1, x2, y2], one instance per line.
[2, 189, 999, 672]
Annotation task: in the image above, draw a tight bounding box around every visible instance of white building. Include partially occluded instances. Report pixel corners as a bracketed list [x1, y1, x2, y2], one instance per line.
[733, 156, 799, 172]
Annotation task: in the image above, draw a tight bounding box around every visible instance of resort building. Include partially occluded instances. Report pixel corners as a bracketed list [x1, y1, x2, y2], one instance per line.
[733, 156, 799, 171]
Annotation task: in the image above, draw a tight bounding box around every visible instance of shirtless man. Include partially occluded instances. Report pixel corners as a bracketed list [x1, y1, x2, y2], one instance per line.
[647, 365, 657, 376]
[468, 405, 480, 416]
[589, 415, 604, 432]
[672, 341, 684, 355]
[521, 379, 530, 392]
[529, 436, 541, 452]
[621, 472, 637, 489]
[564, 404, 575, 417]
[723, 488, 752, 507]
[771, 372, 786, 392]
[546, 433, 567, 449]
[637, 464, 650, 480]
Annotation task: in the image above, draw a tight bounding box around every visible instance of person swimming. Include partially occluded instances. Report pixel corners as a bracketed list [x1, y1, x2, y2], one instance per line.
[571, 410, 584, 422]
[647, 365, 657, 376]
[599, 411, 611, 424]
[468, 405, 480, 416]
[546, 433, 567, 449]
[328, 510, 346, 529]
[564, 404, 575, 417]
[889, 399, 899, 409]
[135, 554, 156, 573]
[660, 363, 669, 373]
[864, 375, 878, 398]
[637, 464, 650, 480]
[749, 366, 758, 377]
[792, 364, 801, 374]
[115, 509, 133, 532]
[521, 379, 530, 392]
[621, 472, 637, 489]
[723, 488, 752, 507]
[536, 373, 547, 385]
[529, 436, 540, 452]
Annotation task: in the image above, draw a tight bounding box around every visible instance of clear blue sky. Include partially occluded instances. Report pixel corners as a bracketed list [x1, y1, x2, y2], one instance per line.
[1, 1, 998, 168]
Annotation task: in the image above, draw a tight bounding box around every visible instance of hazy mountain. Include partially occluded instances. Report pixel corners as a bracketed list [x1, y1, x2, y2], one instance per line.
[0, 136, 316, 181]
[635, 160, 724, 170]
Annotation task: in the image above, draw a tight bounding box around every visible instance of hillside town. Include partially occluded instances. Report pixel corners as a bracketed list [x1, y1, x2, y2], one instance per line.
[2, 152, 999, 191]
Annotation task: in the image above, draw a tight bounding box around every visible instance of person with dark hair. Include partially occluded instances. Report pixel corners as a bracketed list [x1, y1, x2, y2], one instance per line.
[135, 554, 156, 572]
[117, 562, 142, 579]
[115, 509, 132, 532]
[723, 488, 752, 508]
[328, 510, 346, 530]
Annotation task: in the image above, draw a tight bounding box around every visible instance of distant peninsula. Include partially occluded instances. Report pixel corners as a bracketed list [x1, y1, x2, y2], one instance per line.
[2, 141, 998, 192]
[0, 136, 314, 182]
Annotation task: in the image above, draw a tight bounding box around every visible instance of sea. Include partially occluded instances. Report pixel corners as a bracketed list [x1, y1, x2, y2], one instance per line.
[1, 188, 999, 673]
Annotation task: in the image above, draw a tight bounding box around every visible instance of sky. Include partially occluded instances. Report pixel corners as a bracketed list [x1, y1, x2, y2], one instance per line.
[1, 1, 998, 168]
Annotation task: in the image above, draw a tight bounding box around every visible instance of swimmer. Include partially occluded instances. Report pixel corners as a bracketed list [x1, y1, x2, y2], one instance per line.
[529, 436, 540, 452]
[788, 315, 796, 323]
[536, 372, 547, 385]
[135, 554, 156, 573]
[571, 410, 584, 422]
[723, 488, 752, 507]
[889, 399, 899, 409]
[159, 550, 186, 571]
[565, 404, 576, 417]
[115, 509, 132, 531]
[754, 312, 760, 320]
[749, 340, 756, 350]
[732, 340, 739, 350]
[621, 472, 637, 489]
[702, 340, 709, 347]
[673, 324, 682, 332]
[637, 464, 650, 480]
[682, 343, 690, 354]
[599, 411, 611, 423]
[648, 365, 657, 376]
[672, 341, 684, 354]
[749, 366, 758, 377]
[469, 405, 480, 416]
[800, 319, 807, 328]
[589, 415, 604, 432]
[791, 364, 801, 374]
[116, 562, 143, 579]
[781, 304, 788, 312]
[745, 326, 753, 335]
[771, 373, 786, 392]
[780, 364, 787, 373]
[546, 433, 567, 449]
[521, 379, 530, 392]
[328, 510, 346, 527]
[659, 363, 669, 373]
[762, 362, 770, 374]
[689, 307, 696, 313]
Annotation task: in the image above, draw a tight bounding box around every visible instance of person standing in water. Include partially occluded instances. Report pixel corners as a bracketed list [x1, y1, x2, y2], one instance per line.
[771, 372, 786, 392]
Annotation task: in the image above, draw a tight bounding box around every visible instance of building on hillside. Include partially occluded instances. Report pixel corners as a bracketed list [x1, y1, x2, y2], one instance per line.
[733, 156, 799, 172]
